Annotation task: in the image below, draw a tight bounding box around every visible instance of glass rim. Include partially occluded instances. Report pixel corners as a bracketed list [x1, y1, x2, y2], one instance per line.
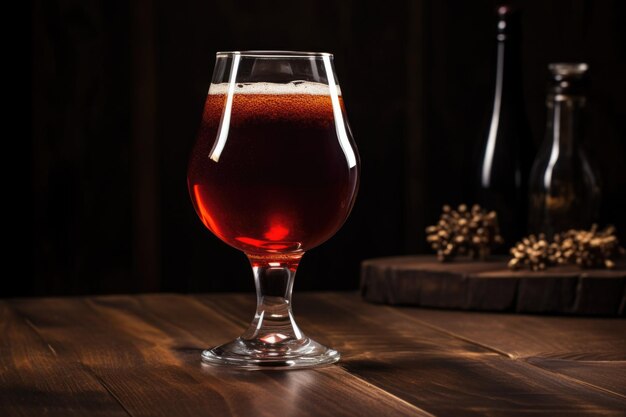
[216, 50, 333, 58]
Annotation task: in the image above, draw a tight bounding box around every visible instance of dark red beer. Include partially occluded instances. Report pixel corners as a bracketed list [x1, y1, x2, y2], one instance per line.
[187, 83, 359, 255]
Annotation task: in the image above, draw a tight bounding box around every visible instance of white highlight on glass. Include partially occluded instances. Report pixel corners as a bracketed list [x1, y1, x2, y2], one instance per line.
[322, 55, 357, 169]
[289, 313, 303, 339]
[481, 42, 504, 187]
[255, 310, 265, 331]
[209, 53, 241, 163]
[544, 103, 561, 189]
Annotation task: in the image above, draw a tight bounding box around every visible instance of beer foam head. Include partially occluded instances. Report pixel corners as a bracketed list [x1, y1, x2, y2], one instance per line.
[208, 81, 341, 96]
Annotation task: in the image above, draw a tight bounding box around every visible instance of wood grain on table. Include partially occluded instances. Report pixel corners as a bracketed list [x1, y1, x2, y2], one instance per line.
[1, 293, 625, 417]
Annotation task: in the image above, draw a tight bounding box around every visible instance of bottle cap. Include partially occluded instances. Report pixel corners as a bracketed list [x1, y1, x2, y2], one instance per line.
[496, 6, 521, 42]
[548, 62, 588, 99]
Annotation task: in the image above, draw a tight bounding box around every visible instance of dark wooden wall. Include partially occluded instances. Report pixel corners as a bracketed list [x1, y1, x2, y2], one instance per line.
[26, 0, 626, 297]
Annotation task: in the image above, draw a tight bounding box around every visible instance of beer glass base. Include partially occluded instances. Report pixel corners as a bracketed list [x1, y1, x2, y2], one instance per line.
[201, 336, 340, 370]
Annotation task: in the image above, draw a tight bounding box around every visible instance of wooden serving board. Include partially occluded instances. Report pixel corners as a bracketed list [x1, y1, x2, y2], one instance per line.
[360, 255, 626, 315]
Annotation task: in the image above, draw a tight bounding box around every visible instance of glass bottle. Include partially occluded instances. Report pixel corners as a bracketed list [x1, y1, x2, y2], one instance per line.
[475, 6, 533, 245]
[528, 63, 600, 236]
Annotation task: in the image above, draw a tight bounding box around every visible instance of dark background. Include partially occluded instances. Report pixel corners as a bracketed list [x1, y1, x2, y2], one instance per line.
[25, 0, 626, 297]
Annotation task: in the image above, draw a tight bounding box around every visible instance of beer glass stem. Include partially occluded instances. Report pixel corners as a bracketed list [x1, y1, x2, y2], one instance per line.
[201, 250, 339, 368]
[243, 254, 304, 343]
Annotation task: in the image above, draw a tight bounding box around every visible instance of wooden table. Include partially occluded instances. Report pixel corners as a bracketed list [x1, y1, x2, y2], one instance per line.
[2, 293, 625, 416]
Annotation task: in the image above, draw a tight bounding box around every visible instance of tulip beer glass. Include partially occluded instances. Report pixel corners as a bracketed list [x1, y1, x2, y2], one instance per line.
[188, 51, 360, 369]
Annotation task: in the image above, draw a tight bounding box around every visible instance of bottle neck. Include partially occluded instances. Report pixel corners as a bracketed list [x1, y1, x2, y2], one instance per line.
[545, 95, 584, 154]
[496, 36, 524, 104]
